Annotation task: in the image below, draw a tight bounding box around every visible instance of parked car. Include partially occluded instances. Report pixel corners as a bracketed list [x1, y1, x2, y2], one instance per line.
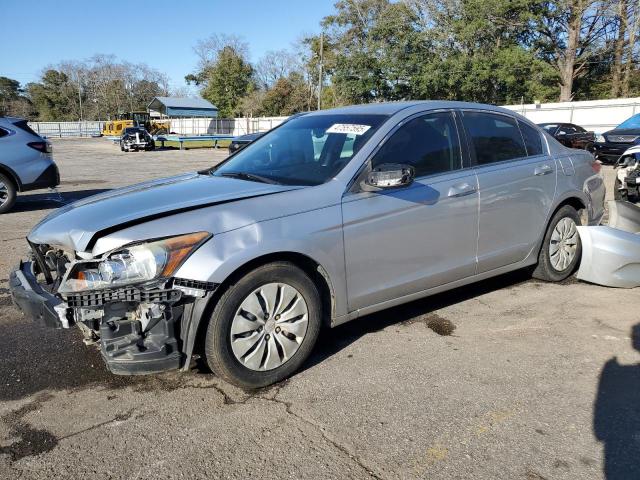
[592, 113, 640, 163]
[0, 117, 60, 214]
[538, 123, 595, 151]
[120, 127, 155, 152]
[10, 101, 605, 388]
[228, 132, 264, 155]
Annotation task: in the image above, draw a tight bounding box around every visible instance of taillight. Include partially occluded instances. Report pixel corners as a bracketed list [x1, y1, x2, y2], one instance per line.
[27, 141, 51, 153]
[591, 159, 602, 174]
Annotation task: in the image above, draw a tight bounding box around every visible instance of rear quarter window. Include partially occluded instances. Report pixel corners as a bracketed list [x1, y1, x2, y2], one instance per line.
[12, 120, 40, 137]
[0, 127, 9, 138]
[519, 121, 544, 156]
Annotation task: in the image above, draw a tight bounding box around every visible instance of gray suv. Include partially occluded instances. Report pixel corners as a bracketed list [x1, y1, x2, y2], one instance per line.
[10, 102, 605, 388]
[0, 117, 60, 213]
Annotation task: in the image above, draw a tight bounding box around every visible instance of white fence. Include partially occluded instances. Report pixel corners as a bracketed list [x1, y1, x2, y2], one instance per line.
[27, 117, 288, 138]
[165, 116, 288, 136]
[27, 98, 640, 138]
[30, 121, 106, 138]
[502, 97, 640, 133]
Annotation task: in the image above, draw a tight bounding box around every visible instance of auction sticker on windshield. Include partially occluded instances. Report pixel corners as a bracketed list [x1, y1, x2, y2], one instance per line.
[326, 124, 372, 135]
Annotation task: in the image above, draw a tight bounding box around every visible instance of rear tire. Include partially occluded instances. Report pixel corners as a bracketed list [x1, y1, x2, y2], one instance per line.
[0, 173, 17, 214]
[204, 262, 321, 389]
[532, 205, 582, 282]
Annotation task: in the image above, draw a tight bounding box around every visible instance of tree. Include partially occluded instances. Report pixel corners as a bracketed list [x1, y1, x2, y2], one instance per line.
[320, 0, 427, 103]
[255, 50, 299, 88]
[25, 56, 170, 121]
[190, 45, 255, 117]
[611, 0, 630, 96]
[0, 77, 35, 119]
[27, 70, 77, 121]
[259, 73, 315, 116]
[535, 0, 614, 101]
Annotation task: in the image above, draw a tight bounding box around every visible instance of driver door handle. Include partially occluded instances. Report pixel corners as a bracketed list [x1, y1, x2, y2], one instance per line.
[447, 182, 477, 198]
[534, 164, 553, 176]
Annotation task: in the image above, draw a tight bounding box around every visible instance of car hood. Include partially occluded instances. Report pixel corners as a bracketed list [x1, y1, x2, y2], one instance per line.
[28, 172, 299, 252]
[604, 128, 640, 136]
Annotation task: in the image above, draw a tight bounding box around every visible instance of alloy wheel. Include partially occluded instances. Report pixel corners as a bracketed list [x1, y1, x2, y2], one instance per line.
[549, 217, 578, 272]
[230, 282, 309, 371]
[0, 181, 8, 207]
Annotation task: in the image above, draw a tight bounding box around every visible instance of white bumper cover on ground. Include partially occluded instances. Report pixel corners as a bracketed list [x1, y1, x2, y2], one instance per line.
[577, 201, 640, 288]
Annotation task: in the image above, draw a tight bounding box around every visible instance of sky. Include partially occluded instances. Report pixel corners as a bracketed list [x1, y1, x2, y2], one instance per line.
[1, 0, 336, 92]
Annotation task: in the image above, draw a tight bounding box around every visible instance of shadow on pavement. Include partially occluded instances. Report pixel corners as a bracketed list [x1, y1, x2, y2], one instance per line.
[593, 323, 640, 479]
[303, 269, 534, 372]
[0, 269, 534, 402]
[0, 316, 146, 402]
[9, 189, 111, 213]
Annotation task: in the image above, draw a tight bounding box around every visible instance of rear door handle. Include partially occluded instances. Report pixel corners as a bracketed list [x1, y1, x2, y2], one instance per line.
[534, 164, 553, 176]
[447, 182, 477, 198]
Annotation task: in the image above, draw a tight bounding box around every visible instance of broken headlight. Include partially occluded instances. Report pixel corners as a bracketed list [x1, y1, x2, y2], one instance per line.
[59, 232, 210, 293]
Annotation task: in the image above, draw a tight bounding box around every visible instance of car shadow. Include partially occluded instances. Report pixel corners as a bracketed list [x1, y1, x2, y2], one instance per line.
[302, 269, 534, 373]
[593, 323, 640, 479]
[10, 189, 111, 213]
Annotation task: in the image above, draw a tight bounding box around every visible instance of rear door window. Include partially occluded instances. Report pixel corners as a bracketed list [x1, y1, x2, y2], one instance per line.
[462, 112, 527, 165]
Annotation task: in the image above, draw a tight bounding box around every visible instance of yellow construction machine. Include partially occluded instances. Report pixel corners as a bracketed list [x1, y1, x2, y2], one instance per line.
[101, 112, 170, 137]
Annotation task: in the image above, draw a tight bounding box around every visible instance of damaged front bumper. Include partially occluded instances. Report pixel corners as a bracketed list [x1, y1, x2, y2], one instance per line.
[9, 257, 217, 375]
[10, 261, 67, 329]
[577, 200, 640, 288]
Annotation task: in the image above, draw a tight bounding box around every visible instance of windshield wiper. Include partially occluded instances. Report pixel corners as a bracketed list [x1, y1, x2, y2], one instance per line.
[217, 172, 280, 185]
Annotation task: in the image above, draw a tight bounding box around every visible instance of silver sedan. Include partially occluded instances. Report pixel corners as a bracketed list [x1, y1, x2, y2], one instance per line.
[10, 101, 605, 388]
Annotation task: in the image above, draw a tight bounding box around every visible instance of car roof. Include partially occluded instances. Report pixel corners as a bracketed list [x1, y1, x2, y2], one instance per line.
[0, 116, 24, 124]
[302, 100, 520, 117]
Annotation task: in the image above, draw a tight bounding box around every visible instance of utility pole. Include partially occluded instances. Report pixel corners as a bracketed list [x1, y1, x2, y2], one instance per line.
[76, 72, 84, 122]
[318, 32, 323, 111]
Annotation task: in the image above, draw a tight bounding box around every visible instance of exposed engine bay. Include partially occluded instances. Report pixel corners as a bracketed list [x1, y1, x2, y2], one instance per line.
[10, 239, 217, 374]
[614, 145, 640, 202]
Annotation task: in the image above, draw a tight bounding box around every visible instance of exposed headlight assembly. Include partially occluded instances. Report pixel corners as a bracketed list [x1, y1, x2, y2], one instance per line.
[59, 232, 210, 293]
[595, 133, 606, 143]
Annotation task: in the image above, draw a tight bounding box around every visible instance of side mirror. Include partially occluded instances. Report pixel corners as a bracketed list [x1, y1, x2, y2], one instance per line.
[366, 163, 415, 188]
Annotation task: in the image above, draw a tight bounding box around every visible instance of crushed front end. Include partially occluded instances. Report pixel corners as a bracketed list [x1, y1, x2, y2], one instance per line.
[10, 234, 216, 375]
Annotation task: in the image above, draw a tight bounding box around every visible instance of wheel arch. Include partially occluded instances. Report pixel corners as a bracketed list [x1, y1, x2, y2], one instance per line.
[187, 251, 336, 365]
[0, 163, 22, 192]
[534, 195, 586, 259]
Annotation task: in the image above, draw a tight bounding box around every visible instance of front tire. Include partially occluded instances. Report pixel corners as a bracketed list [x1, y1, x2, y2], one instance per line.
[204, 262, 321, 389]
[533, 205, 582, 282]
[0, 173, 17, 214]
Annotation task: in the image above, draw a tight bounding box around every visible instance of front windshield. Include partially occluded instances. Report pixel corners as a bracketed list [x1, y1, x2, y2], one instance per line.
[617, 114, 640, 130]
[213, 114, 388, 186]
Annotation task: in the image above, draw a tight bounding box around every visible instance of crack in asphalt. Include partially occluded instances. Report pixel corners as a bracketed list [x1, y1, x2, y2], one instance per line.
[164, 378, 386, 479]
[1, 376, 384, 478]
[253, 384, 385, 480]
[57, 409, 136, 442]
[0, 395, 137, 464]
